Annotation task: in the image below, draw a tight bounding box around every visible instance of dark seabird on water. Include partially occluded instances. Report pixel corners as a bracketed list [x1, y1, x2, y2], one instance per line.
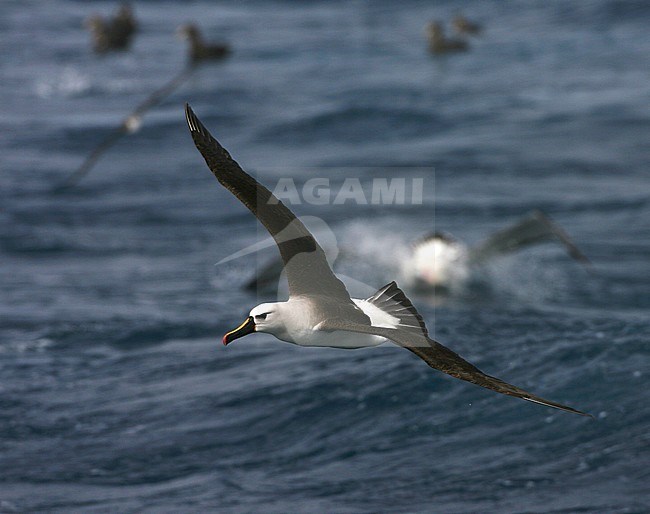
[426, 21, 469, 54]
[85, 3, 138, 53]
[184, 103, 591, 417]
[177, 24, 231, 62]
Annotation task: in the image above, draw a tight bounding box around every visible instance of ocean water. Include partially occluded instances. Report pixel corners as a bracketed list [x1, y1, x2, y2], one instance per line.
[1, 0, 649, 512]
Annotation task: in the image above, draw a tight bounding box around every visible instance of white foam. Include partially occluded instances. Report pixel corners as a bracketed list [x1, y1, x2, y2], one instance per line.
[34, 67, 91, 98]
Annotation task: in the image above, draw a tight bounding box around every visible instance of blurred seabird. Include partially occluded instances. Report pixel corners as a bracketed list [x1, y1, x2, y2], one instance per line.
[85, 3, 138, 53]
[177, 24, 231, 63]
[56, 66, 194, 190]
[59, 21, 232, 189]
[402, 211, 591, 292]
[245, 211, 590, 295]
[426, 21, 469, 54]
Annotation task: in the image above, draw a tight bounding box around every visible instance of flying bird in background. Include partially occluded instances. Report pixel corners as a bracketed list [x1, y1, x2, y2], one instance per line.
[401, 211, 591, 292]
[59, 23, 231, 189]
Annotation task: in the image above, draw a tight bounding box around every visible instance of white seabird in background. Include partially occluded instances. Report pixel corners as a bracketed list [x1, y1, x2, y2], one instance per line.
[245, 211, 590, 295]
[184, 103, 590, 417]
[402, 212, 591, 292]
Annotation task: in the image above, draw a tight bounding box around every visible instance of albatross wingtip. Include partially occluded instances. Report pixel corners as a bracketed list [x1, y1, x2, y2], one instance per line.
[184, 102, 198, 132]
[184, 103, 215, 144]
[524, 395, 593, 418]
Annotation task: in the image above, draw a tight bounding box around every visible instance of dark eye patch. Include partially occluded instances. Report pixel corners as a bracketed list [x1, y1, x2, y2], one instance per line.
[255, 313, 268, 320]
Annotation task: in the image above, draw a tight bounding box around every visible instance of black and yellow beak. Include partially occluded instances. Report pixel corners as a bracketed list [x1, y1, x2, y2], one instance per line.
[222, 316, 255, 346]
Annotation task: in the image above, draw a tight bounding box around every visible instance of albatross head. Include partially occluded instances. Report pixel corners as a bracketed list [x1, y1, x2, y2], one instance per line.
[222, 303, 284, 345]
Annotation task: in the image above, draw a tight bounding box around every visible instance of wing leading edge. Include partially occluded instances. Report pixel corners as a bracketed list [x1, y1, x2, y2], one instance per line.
[184, 104, 353, 302]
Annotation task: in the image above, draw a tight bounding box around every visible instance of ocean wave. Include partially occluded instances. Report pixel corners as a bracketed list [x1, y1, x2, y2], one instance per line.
[255, 105, 448, 145]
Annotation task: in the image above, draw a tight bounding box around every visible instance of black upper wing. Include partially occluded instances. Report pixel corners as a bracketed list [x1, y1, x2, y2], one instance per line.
[184, 103, 354, 302]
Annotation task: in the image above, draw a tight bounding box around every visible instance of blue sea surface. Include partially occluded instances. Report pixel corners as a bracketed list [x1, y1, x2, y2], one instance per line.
[1, 0, 649, 512]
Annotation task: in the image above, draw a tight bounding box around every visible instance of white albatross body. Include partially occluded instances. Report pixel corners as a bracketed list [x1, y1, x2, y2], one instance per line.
[254, 298, 396, 349]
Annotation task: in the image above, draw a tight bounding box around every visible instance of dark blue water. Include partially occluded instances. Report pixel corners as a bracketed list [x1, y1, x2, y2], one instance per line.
[1, 0, 649, 512]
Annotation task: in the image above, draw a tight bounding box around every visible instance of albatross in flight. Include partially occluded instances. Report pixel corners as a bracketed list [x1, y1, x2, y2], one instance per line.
[184, 103, 590, 417]
[56, 66, 194, 190]
[57, 23, 231, 190]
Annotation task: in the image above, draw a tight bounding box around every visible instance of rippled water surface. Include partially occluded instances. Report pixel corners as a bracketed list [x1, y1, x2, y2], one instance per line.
[1, 0, 649, 512]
